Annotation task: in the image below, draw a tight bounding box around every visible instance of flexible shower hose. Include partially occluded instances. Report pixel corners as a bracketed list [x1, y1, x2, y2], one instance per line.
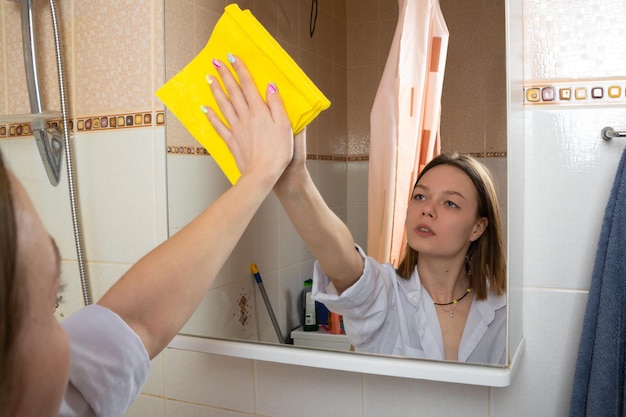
[48, 0, 92, 306]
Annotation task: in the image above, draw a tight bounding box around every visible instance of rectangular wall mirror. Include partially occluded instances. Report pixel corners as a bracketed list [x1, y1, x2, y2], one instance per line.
[165, 0, 525, 386]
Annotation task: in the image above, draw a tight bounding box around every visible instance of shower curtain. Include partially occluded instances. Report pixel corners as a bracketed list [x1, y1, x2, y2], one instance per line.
[367, 0, 448, 265]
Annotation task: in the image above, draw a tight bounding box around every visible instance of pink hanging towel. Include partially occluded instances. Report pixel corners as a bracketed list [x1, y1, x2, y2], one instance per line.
[367, 0, 448, 265]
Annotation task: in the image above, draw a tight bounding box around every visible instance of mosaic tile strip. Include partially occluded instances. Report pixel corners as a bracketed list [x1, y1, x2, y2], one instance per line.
[0, 111, 165, 138]
[166, 151, 507, 160]
[523, 78, 626, 106]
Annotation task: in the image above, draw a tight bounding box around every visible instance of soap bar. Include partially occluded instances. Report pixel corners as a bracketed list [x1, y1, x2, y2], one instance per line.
[156, 4, 331, 184]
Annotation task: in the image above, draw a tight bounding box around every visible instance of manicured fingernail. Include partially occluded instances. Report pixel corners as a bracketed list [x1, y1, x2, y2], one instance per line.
[267, 83, 278, 94]
[205, 74, 213, 85]
[227, 53, 235, 64]
[212, 58, 222, 69]
[200, 105, 208, 114]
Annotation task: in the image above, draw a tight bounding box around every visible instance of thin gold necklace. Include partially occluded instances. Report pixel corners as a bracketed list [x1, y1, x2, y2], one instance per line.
[434, 287, 471, 318]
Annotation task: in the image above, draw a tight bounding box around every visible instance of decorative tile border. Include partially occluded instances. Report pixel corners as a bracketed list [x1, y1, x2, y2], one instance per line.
[523, 78, 626, 106]
[0, 111, 165, 138]
[167, 150, 507, 160]
[466, 152, 507, 158]
[0, 109, 506, 159]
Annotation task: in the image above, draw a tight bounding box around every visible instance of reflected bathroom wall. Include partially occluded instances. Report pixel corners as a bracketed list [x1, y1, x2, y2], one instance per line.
[167, 0, 508, 345]
[166, 0, 350, 342]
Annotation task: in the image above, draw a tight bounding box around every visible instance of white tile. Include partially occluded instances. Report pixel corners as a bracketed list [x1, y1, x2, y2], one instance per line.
[180, 279, 258, 340]
[166, 154, 229, 231]
[523, 107, 625, 290]
[363, 374, 488, 417]
[255, 361, 362, 417]
[279, 263, 305, 334]
[154, 128, 169, 244]
[347, 204, 367, 249]
[163, 349, 255, 413]
[254, 190, 281, 220]
[347, 160, 368, 207]
[318, 160, 348, 209]
[492, 288, 588, 416]
[143, 352, 165, 397]
[279, 212, 303, 268]
[86, 261, 132, 302]
[4, 136, 77, 261]
[125, 394, 165, 417]
[523, 0, 626, 80]
[254, 215, 280, 273]
[55, 260, 84, 319]
[73, 129, 162, 264]
[165, 400, 250, 417]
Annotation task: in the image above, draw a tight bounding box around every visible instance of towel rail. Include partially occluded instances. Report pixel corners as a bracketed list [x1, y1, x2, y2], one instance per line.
[601, 126, 626, 141]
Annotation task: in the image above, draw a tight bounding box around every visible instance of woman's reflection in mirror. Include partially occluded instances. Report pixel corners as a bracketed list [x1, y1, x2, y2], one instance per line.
[206, 57, 507, 365]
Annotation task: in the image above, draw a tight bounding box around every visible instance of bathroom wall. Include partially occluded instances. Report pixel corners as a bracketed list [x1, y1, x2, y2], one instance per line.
[0, 0, 167, 315]
[1, 0, 623, 416]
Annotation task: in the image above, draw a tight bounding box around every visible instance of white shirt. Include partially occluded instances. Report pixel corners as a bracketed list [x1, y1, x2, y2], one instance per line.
[59, 304, 150, 417]
[313, 245, 506, 364]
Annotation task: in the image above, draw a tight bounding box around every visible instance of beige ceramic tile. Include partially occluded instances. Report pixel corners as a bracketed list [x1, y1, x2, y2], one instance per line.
[347, 109, 370, 155]
[195, 0, 231, 15]
[4, 2, 29, 115]
[347, 21, 378, 68]
[254, 0, 279, 38]
[348, 0, 378, 24]
[379, 0, 398, 21]
[333, 0, 347, 22]
[441, 102, 485, 154]
[333, 18, 348, 66]
[152, 0, 165, 109]
[73, 0, 155, 116]
[193, 7, 219, 56]
[164, 0, 195, 73]
[0, 4, 6, 115]
[347, 65, 378, 113]
[298, 0, 318, 54]
[277, 0, 299, 47]
[315, 9, 335, 62]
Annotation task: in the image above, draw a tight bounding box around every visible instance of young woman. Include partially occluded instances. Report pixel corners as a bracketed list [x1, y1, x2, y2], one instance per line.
[0, 56, 294, 416]
[208, 69, 507, 365]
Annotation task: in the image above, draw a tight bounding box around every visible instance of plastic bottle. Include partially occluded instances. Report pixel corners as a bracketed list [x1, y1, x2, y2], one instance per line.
[303, 279, 318, 331]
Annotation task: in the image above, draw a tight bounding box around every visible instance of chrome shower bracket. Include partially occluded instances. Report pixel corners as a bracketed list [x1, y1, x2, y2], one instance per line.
[19, 0, 64, 185]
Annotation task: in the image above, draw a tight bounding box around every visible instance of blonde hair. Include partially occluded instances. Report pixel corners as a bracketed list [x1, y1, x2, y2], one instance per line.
[396, 153, 506, 300]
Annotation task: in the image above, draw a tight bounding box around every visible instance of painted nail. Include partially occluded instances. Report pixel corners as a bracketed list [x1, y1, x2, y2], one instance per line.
[200, 105, 209, 114]
[212, 58, 222, 69]
[227, 53, 235, 64]
[205, 74, 213, 85]
[267, 83, 278, 94]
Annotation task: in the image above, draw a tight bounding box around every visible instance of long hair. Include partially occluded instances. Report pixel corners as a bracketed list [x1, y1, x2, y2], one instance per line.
[0, 152, 23, 413]
[395, 153, 506, 300]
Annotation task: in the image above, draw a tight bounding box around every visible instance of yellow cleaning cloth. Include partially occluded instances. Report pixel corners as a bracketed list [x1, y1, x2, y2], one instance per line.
[156, 4, 331, 184]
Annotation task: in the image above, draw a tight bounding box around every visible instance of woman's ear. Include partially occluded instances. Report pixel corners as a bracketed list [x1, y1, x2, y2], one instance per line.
[470, 217, 488, 242]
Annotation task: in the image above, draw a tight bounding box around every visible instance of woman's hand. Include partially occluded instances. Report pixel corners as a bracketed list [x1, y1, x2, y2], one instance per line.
[202, 54, 294, 184]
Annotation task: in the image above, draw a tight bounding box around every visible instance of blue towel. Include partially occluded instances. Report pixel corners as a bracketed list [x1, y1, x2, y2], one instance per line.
[569, 147, 626, 417]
